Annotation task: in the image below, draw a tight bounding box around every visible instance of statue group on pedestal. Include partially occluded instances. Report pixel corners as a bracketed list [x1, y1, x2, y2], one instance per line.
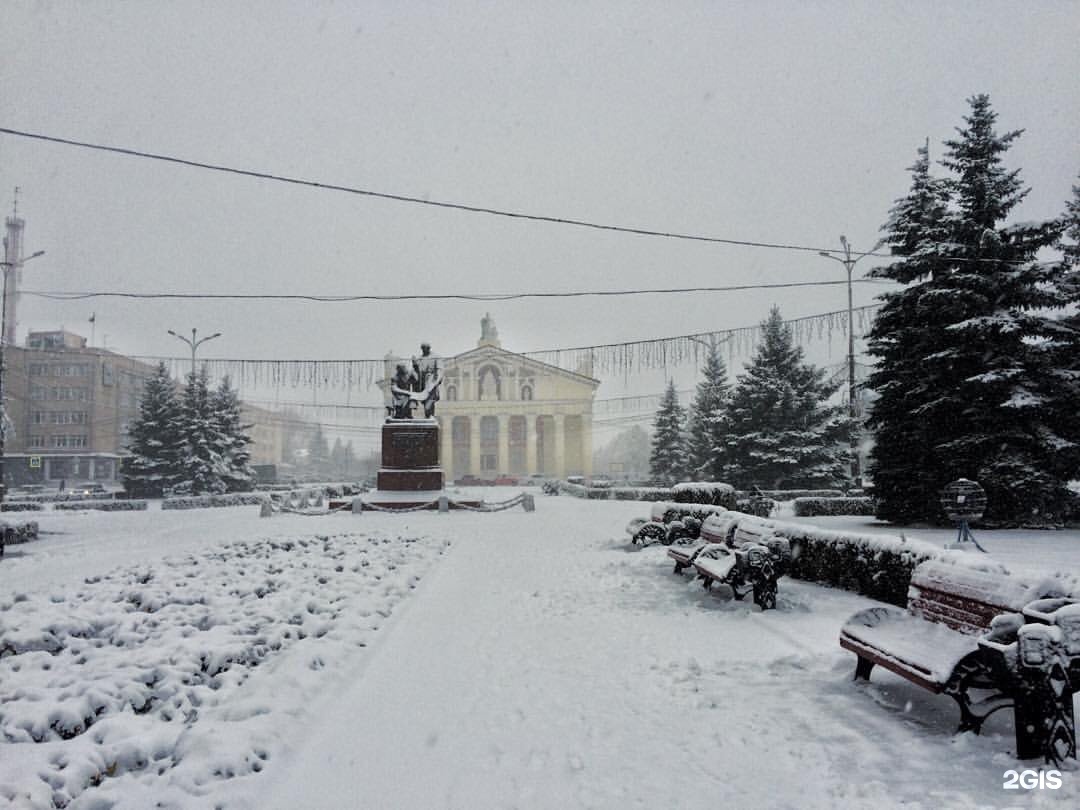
[389, 342, 443, 419]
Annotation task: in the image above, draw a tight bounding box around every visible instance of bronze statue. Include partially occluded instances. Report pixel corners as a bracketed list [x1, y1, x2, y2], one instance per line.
[412, 342, 442, 418]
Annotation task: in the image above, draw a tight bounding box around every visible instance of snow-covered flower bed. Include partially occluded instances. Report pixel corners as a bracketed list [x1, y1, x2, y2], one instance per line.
[9, 492, 114, 504]
[52, 500, 149, 512]
[162, 493, 270, 511]
[0, 531, 449, 808]
[735, 489, 845, 500]
[792, 496, 876, 517]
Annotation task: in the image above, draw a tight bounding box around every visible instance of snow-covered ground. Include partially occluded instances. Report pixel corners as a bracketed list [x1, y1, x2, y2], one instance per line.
[2, 494, 1077, 808]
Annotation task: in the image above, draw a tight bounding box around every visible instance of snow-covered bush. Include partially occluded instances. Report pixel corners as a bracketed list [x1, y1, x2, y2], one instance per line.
[1, 502, 45, 512]
[53, 500, 149, 512]
[736, 497, 775, 518]
[11, 492, 113, 503]
[736, 489, 845, 500]
[162, 493, 270, 510]
[793, 496, 876, 517]
[611, 487, 672, 502]
[1, 519, 40, 544]
[672, 482, 737, 509]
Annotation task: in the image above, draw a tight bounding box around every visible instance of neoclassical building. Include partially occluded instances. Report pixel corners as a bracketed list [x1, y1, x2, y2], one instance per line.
[386, 315, 598, 481]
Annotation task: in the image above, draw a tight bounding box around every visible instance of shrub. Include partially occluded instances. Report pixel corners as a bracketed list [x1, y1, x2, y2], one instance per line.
[53, 500, 149, 512]
[793, 496, 877, 517]
[672, 482, 737, 509]
[1, 502, 45, 512]
[162, 493, 270, 510]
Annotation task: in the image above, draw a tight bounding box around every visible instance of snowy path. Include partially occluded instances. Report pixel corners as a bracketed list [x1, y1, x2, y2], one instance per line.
[256, 499, 1075, 809]
[3, 497, 1077, 808]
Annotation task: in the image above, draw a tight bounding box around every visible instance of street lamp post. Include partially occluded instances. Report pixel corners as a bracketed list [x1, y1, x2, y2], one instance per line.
[168, 328, 222, 378]
[0, 250, 45, 503]
[818, 236, 883, 485]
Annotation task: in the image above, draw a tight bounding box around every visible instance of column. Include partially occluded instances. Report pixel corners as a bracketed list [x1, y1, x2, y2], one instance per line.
[581, 412, 593, 479]
[469, 415, 481, 476]
[497, 414, 510, 475]
[525, 413, 538, 475]
[439, 417, 453, 481]
[553, 413, 566, 479]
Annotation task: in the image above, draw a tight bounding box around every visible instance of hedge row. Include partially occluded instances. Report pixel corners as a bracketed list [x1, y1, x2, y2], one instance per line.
[793, 496, 876, 517]
[53, 500, 149, 512]
[10, 492, 114, 503]
[734, 489, 845, 500]
[1, 502, 45, 512]
[672, 482, 738, 509]
[162, 493, 270, 510]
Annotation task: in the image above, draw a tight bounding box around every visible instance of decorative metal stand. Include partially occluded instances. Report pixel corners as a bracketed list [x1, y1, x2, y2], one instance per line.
[940, 478, 988, 553]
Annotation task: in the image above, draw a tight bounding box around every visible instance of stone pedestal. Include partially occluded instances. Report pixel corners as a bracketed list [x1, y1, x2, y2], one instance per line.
[376, 419, 444, 492]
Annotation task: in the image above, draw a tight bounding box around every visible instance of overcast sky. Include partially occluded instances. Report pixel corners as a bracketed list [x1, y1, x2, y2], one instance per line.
[2, 1, 1078, 446]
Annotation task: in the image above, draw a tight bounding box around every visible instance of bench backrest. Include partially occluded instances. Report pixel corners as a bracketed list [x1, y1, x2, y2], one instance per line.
[699, 514, 738, 544]
[907, 561, 1044, 636]
[732, 525, 770, 548]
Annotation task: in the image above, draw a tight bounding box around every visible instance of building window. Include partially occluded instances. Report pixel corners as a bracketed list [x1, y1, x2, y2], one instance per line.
[29, 435, 46, 448]
[481, 454, 497, 471]
[31, 386, 46, 400]
[521, 385, 533, 401]
[29, 364, 49, 376]
[446, 385, 457, 402]
[480, 417, 498, 441]
[53, 435, 88, 448]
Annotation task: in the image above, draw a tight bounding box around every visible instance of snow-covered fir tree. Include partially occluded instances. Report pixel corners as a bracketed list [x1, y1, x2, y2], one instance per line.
[173, 367, 229, 496]
[722, 307, 849, 490]
[122, 362, 182, 497]
[649, 380, 689, 485]
[867, 95, 1070, 525]
[686, 342, 730, 480]
[212, 376, 255, 492]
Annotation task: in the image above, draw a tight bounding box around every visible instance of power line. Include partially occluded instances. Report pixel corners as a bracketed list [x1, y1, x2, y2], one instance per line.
[0, 126, 848, 255]
[23, 278, 892, 303]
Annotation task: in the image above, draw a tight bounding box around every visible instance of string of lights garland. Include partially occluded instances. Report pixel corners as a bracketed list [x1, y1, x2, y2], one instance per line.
[94, 303, 881, 392]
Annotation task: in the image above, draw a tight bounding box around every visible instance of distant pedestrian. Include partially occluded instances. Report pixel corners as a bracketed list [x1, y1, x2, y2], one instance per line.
[59, 478, 66, 492]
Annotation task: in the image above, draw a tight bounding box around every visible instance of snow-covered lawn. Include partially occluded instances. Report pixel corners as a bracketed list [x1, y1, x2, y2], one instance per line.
[2, 496, 1077, 808]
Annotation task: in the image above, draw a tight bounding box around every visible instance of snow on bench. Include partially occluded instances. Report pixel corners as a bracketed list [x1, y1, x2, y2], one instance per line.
[689, 519, 791, 610]
[667, 513, 739, 573]
[840, 560, 1062, 736]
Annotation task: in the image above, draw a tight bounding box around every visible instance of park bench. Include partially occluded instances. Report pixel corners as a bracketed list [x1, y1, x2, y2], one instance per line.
[626, 502, 721, 547]
[667, 513, 738, 574]
[840, 561, 1078, 762]
[691, 521, 791, 610]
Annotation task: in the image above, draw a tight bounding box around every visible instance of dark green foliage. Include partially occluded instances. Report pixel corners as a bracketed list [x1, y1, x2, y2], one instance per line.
[686, 343, 730, 478]
[212, 376, 255, 493]
[173, 368, 227, 496]
[672, 483, 738, 509]
[792, 496, 877, 517]
[122, 362, 182, 497]
[722, 307, 850, 490]
[649, 380, 689, 485]
[867, 96, 1072, 525]
[783, 530, 932, 607]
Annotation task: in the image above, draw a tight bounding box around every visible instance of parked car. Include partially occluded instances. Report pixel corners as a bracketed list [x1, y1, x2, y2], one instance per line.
[493, 475, 518, 486]
[589, 477, 613, 488]
[455, 475, 486, 486]
[566, 475, 585, 485]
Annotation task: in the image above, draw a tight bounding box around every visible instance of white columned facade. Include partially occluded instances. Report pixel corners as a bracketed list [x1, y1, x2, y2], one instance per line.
[468, 415, 481, 476]
[496, 414, 510, 475]
[581, 413, 593, 478]
[553, 413, 566, 478]
[439, 417, 453, 481]
[525, 413, 538, 474]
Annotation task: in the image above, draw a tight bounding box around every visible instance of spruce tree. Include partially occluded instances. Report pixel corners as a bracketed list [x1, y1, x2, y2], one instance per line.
[866, 142, 954, 522]
[212, 376, 255, 492]
[868, 95, 1069, 525]
[173, 367, 228, 496]
[686, 342, 731, 480]
[722, 307, 849, 490]
[122, 362, 182, 497]
[649, 380, 689, 485]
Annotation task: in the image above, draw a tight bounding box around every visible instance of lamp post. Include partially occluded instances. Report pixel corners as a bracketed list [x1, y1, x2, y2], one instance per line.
[818, 236, 883, 485]
[168, 328, 222, 378]
[0, 249, 46, 502]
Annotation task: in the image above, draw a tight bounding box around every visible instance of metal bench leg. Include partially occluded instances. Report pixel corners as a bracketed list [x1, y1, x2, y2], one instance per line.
[1015, 658, 1076, 764]
[854, 656, 875, 682]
